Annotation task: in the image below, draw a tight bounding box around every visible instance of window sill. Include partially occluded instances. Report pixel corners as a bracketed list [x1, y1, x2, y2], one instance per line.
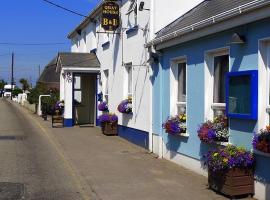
[126, 25, 138, 35]
[252, 149, 270, 158]
[102, 41, 110, 48]
[90, 48, 97, 53]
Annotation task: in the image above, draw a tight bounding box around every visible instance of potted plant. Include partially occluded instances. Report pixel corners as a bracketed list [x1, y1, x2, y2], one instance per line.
[253, 126, 270, 154]
[117, 97, 132, 114]
[205, 145, 255, 198]
[98, 101, 108, 112]
[162, 114, 186, 135]
[54, 100, 65, 115]
[99, 113, 118, 136]
[198, 116, 228, 144]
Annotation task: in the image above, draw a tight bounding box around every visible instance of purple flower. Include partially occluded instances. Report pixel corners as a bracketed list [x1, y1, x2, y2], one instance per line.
[118, 99, 132, 114]
[99, 113, 118, 123]
[98, 102, 108, 111]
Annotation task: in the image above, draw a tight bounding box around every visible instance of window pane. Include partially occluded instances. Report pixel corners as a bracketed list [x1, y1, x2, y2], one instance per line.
[178, 63, 186, 102]
[128, 67, 132, 95]
[228, 75, 251, 114]
[213, 55, 229, 103]
[74, 91, 82, 103]
[74, 76, 81, 90]
[104, 70, 109, 95]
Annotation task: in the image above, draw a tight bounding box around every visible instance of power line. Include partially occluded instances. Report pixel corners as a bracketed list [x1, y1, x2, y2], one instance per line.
[0, 42, 67, 46]
[41, 0, 89, 18]
[0, 53, 11, 57]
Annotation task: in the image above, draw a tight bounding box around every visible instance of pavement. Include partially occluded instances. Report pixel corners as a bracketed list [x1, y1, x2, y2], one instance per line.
[0, 98, 255, 200]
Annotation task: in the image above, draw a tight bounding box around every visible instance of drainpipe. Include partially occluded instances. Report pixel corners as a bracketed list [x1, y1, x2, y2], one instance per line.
[148, 0, 155, 153]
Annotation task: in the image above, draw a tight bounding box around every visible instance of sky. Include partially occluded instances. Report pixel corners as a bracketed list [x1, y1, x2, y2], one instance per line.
[0, 0, 100, 86]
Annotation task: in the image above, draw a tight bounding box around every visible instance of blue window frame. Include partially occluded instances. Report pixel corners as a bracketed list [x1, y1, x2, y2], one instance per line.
[226, 70, 258, 120]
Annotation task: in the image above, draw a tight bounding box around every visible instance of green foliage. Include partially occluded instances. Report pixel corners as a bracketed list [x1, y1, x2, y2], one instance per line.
[0, 79, 7, 89]
[19, 78, 30, 91]
[12, 87, 23, 97]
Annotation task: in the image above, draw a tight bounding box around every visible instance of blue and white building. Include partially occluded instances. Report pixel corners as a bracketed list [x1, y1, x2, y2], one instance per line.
[64, 0, 203, 149]
[147, 0, 270, 199]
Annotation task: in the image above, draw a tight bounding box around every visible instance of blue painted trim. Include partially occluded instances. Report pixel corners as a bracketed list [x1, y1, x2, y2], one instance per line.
[95, 76, 100, 126]
[126, 25, 138, 35]
[64, 119, 73, 127]
[102, 41, 110, 48]
[90, 48, 97, 54]
[118, 125, 149, 149]
[226, 70, 258, 120]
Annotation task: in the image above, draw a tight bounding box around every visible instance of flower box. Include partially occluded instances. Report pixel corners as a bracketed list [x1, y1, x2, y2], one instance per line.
[163, 114, 186, 136]
[208, 168, 254, 197]
[118, 97, 132, 114]
[252, 126, 270, 154]
[99, 113, 118, 136]
[101, 122, 118, 136]
[205, 145, 254, 198]
[198, 116, 229, 144]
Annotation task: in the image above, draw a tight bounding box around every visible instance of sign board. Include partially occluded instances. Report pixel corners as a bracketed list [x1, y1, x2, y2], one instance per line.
[101, 1, 120, 31]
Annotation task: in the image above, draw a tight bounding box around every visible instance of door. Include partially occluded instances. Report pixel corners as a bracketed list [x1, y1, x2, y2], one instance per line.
[74, 74, 96, 125]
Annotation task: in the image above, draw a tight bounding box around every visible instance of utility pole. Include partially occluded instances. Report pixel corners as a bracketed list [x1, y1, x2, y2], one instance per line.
[10, 52, 14, 100]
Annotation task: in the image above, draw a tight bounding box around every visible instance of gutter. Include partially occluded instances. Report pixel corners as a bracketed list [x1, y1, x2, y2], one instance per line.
[146, 0, 270, 48]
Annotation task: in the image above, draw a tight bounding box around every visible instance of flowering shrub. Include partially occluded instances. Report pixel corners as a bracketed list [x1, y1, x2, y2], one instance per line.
[205, 145, 254, 172]
[99, 113, 118, 124]
[253, 126, 270, 154]
[98, 101, 108, 111]
[198, 116, 228, 143]
[54, 100, 64, 110]
[162, 114, 186, 135]
[117, 97, 132, 114]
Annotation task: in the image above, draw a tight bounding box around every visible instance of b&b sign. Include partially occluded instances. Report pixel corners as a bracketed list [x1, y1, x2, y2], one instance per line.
[102, 1, 120, 32]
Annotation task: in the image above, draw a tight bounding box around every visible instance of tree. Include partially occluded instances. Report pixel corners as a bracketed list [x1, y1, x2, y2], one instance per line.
[19, 78, 30, 91]
[12, 87, 23, 97]
[0, 79, 7, 90]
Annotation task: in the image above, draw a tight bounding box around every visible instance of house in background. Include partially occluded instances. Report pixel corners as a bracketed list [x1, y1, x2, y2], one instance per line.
[67, 0, 204, 150]
[37, 57, 60, 90]
[148, 0, 270, 199]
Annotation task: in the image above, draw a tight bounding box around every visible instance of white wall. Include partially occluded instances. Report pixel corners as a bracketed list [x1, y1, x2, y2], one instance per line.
[153, 0, 203, 33]
[69, 0, 203, 134]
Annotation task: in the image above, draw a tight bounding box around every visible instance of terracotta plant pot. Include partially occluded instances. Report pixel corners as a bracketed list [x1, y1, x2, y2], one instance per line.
[208, 168, 254, 198]
[101, 122, 118, 136]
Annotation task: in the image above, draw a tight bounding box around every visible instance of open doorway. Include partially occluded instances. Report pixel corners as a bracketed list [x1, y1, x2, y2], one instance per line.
[73, 73, 96, 126]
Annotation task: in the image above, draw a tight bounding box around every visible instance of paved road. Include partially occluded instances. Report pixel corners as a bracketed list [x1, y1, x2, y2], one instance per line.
[0, 99, 254, 200]
[0, 99, 85, 200]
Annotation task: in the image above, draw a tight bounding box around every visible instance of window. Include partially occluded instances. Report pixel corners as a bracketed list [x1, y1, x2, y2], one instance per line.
[170, 58, 187, 116]
[212, 55, 229, 117]
[126, 64, 133, 98]
[177, 62, 187, 114]
[103, 70, 109, 102]
[126, 0, 137, 15]
[74, 75, 82, 104]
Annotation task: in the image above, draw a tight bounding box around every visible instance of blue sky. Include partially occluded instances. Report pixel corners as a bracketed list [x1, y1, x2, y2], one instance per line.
[0, 0, 100, 86]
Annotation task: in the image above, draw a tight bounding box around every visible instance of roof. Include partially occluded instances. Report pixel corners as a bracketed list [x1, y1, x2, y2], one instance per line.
[151, 0, 270, 48]
[156, 0, 256, 37]
[58, 52, 100, 68]
[38, 57, 60, 84]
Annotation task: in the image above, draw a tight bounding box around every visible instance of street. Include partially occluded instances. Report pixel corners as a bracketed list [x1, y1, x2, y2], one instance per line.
[0, 99, 253, 200]
[0, 99, 85, 200]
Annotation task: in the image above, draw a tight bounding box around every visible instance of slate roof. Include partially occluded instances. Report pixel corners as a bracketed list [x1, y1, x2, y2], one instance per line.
[156, 0, 261, 39]
[58, 52, 100, 68]
[38, 57, 60, 84]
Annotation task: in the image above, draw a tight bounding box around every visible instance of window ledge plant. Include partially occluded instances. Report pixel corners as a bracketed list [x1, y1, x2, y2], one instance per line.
[118, 97, 132, 114]
[252, 126, 270, 154]
[98, 101, 108, 112]
[197, 116, 229, 144]
[162, 114, 187, 136]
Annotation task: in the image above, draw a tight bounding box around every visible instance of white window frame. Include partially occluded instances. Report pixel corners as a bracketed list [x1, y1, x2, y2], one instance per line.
[204, 47, 230, 120]
[170, 56, 187, 116]
[258, 38, 270, 129]
[103, 70, 109, 103]
[124, 62, 133, 98]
